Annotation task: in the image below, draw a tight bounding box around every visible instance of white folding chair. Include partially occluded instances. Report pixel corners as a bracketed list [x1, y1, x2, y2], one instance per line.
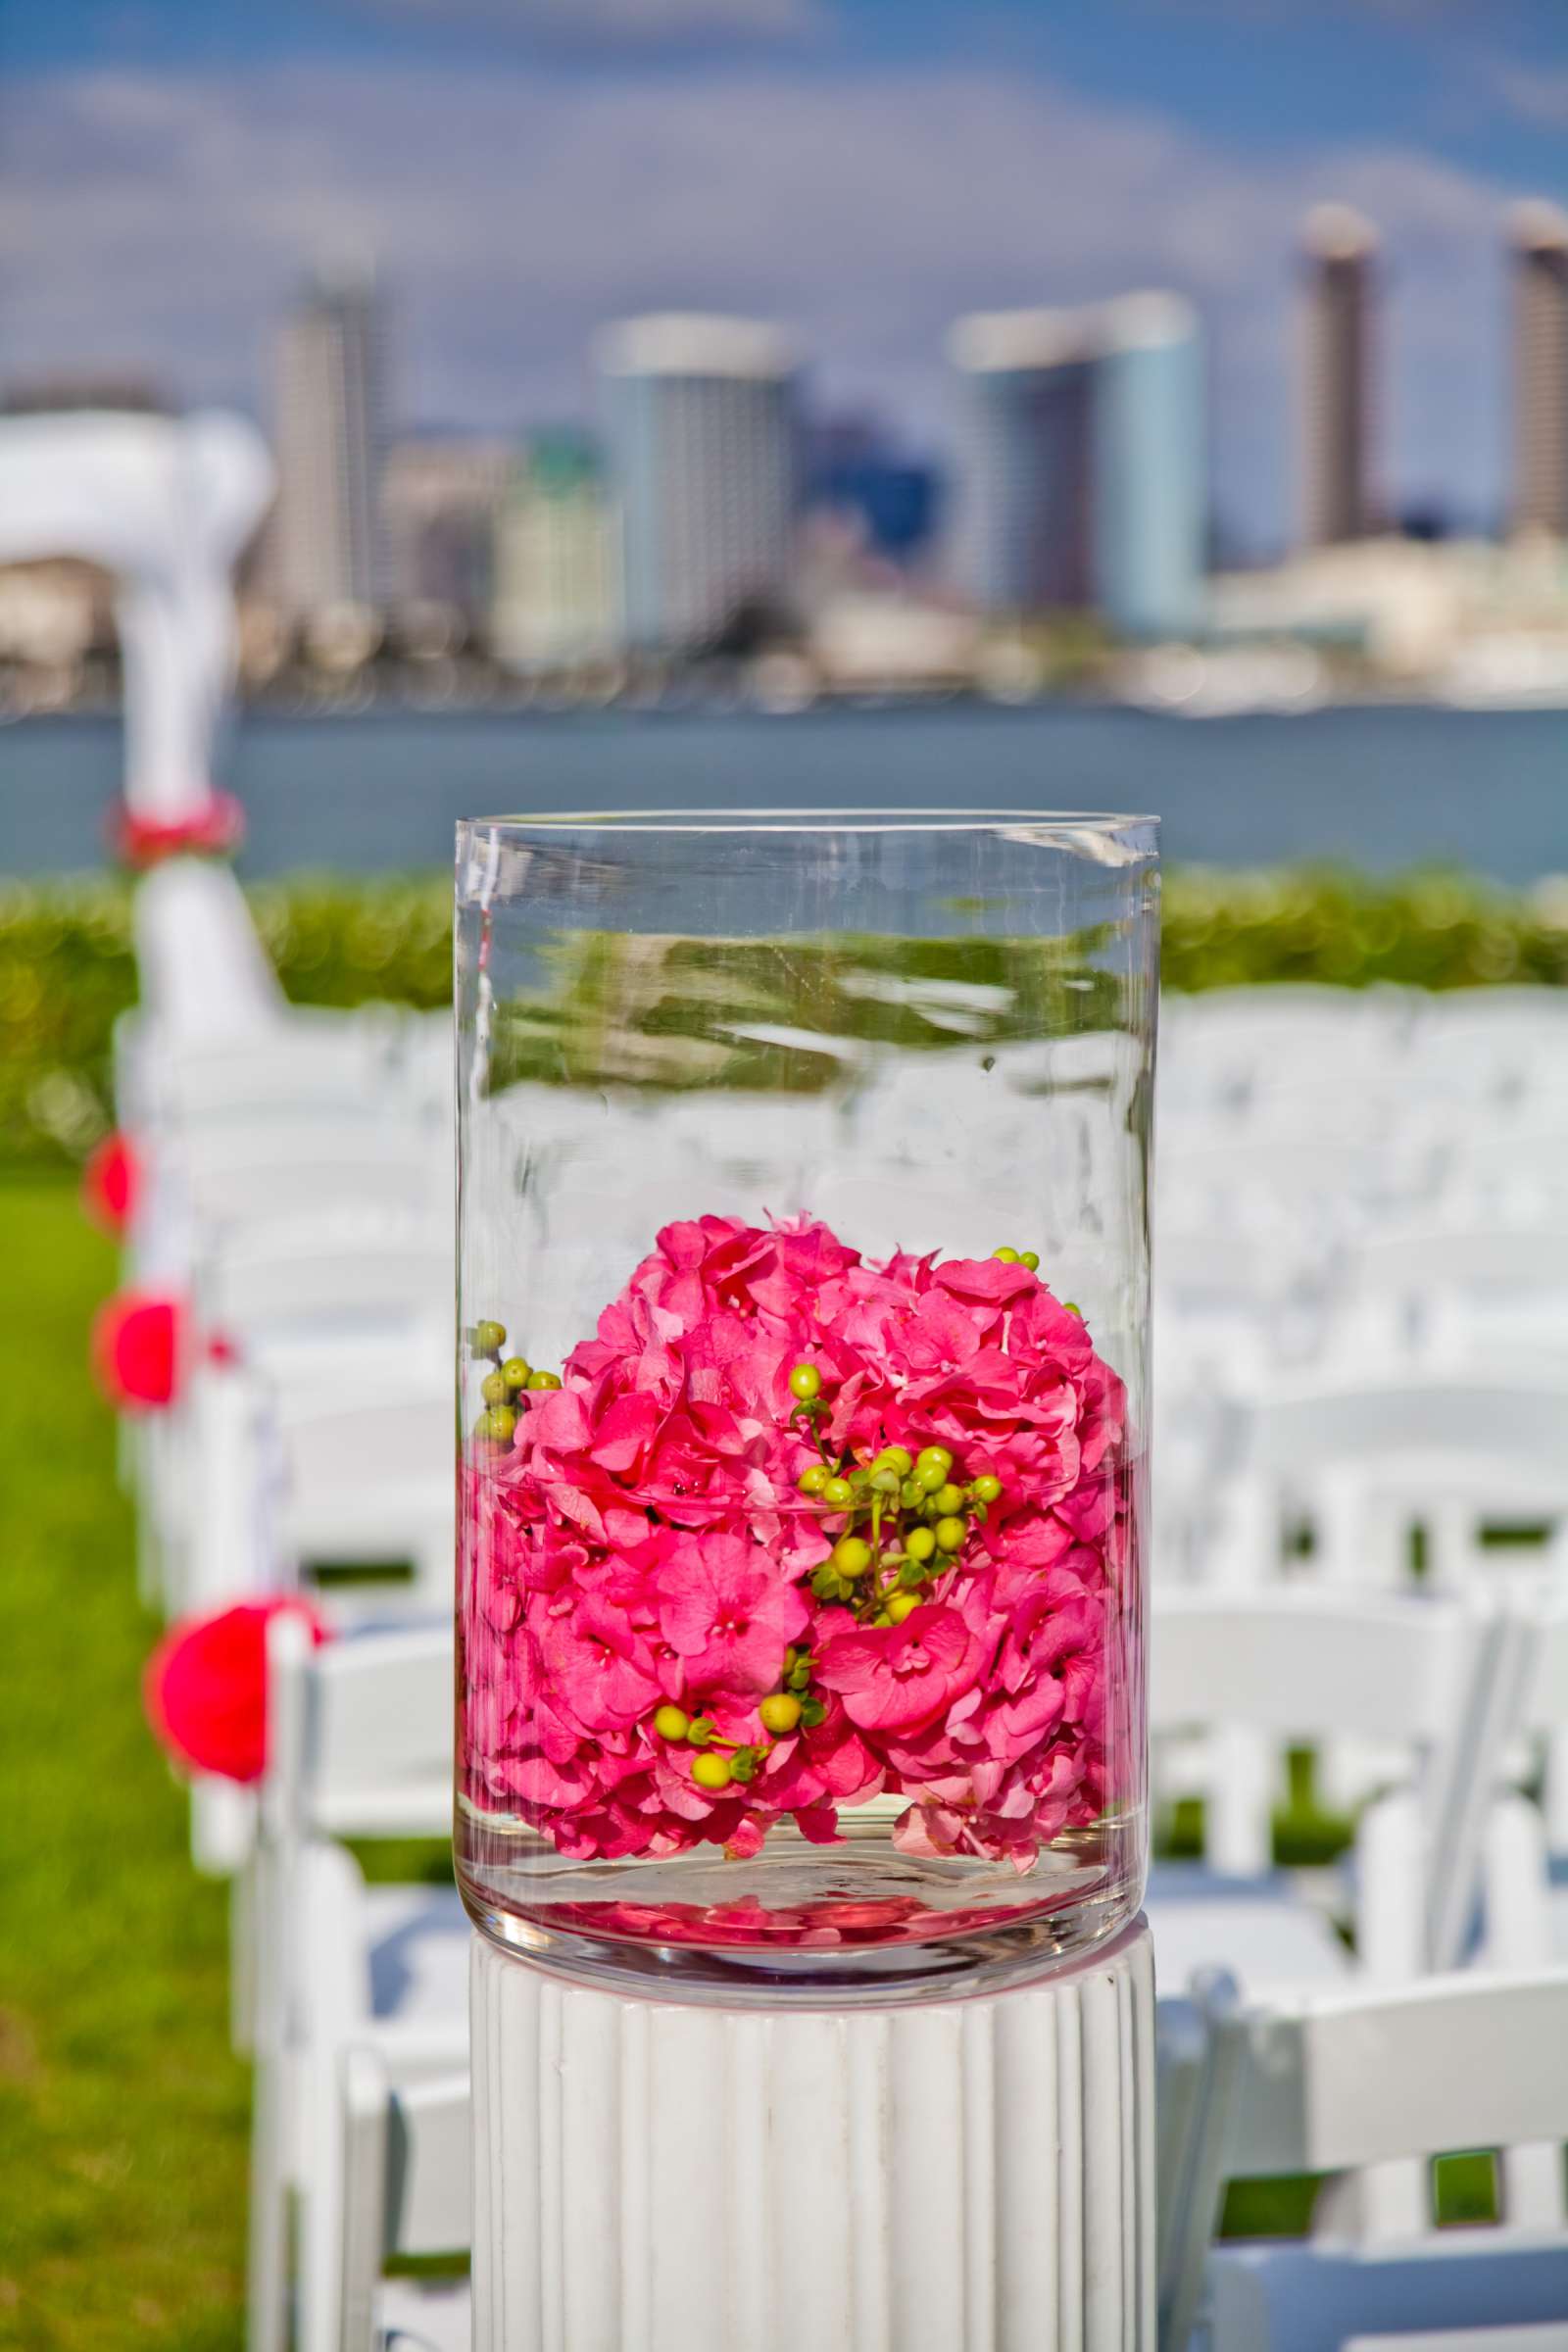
[1148, 1588, 1517, 1988]
[182, 1364, 454, 1629]
[164, 1366, 453, 1874]
[1221, 1374, 1568, 1604]
[339, 2049, 470, 2352]
[176, 1374, 451, 1882]
[248, 1613, 465, 2352]
[1159, 1965, 1568, 2352]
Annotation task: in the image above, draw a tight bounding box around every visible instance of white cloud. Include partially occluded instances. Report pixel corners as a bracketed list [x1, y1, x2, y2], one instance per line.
[1486, 59, 1568, 127]
[0, 56, 1514, 546]
[352, 0, 823, 44]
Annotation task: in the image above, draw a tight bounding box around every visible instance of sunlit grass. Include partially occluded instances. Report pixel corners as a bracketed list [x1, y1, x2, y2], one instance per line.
[0, 1180, 247, 2350]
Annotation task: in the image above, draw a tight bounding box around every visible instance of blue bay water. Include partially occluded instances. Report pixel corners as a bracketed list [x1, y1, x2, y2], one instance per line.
[3, 703, 1566, 881]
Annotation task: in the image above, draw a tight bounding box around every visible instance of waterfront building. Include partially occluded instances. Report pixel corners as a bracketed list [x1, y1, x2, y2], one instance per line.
[1510, 200, 1568, 541]
[269, 265, 389, 628]
[491, 430, 619, 671]
[1298, 203, 1378, 548]
[1209, 532, 1568, 686]
[950, 293, 1203, 638]
[380, 435, 512, 632]
[598, 315, 799, 653]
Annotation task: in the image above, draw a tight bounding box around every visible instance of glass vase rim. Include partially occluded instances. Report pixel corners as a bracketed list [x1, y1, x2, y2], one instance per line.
[458, 807, 1159, 840]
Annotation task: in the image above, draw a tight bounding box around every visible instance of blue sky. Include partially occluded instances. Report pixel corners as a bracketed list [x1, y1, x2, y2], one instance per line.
[4, 0, 1566, 551]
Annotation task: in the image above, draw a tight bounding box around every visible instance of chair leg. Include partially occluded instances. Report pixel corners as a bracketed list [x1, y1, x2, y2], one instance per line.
[246, 2048, 290, 2352]
[1157, 1971, 1246, 2352]
[297, 2060, 347, 2352]
[1545, 1732, 1568, 1852]
[231, 1858, 258, 2056]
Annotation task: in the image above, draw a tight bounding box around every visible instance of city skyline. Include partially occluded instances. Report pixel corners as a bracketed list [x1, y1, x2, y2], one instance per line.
[5, 0, 1567, 557]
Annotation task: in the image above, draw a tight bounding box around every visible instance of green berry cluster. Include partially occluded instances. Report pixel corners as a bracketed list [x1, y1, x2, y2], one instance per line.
[991, 1243, 1041, 1270]
[649, 1641, 829, 1791]
[469, 1318, 562, 1446]
[786, 1360, 1006, 1629]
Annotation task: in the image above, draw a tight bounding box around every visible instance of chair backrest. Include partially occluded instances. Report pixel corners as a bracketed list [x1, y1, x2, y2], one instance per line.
[1248, 1376, 1568, 1486]
[1150, 1588, 1485, 1749]
[182, 1121, 445, 1232]
[268, 1612, 454, 1844]
[276, 1387, 455, 1573]
[339, 2046, 470, 2352]
[197, 1216, 452, 1345]
[164, 1015, 403, 1127]
[1230, 1967, 1568, 2181]
[1158, 1965, 1568, 2351]
[178, 1363, 455, 1620]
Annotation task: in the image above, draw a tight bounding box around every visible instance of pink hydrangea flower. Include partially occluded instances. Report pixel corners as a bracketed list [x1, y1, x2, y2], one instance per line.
[459, 1215, 1133, 1892]
[816, 1605, 983, 1734]
[655, 1532, 810, 1696]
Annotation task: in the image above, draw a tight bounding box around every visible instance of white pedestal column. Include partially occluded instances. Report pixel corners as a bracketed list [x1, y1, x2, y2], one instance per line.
[471, 1915, 1155, 2352]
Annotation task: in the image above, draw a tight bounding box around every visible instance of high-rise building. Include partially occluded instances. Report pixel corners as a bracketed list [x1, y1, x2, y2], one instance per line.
[1298, 204, 1378, 549]
[270, 264, 389, 625]
[598, 315, 799, 653]
[1093, 295, 1206, 640]
[1509, 200, 1568, 541]
[950, 293, 1203, 638]
[380, 435, 512, 626]
[491, 430, 619, 671]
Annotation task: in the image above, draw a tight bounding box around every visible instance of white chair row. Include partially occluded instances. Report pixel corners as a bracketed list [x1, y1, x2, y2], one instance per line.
[247, 1611, 463, 2352]
[239, 1587, 1568, 2347]
[1162, 983, 1568, 1118]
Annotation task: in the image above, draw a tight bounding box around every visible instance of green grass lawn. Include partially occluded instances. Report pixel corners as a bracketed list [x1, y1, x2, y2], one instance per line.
[0, 1179, 247, 2350]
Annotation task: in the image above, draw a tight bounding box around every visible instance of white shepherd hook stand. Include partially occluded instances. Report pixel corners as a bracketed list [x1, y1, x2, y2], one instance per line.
[470, 1914, 1155, 2352]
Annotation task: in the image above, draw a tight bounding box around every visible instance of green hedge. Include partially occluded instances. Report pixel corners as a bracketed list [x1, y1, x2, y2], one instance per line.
[4, 866, 1566, 1169]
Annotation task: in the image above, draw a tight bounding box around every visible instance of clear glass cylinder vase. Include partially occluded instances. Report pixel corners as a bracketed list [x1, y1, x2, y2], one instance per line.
[455, 810, 1157, 2000]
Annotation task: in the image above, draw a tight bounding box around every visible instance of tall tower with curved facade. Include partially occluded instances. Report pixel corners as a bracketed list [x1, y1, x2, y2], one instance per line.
[599, 316, 799, 654]
[950, 292, 1203, 640]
